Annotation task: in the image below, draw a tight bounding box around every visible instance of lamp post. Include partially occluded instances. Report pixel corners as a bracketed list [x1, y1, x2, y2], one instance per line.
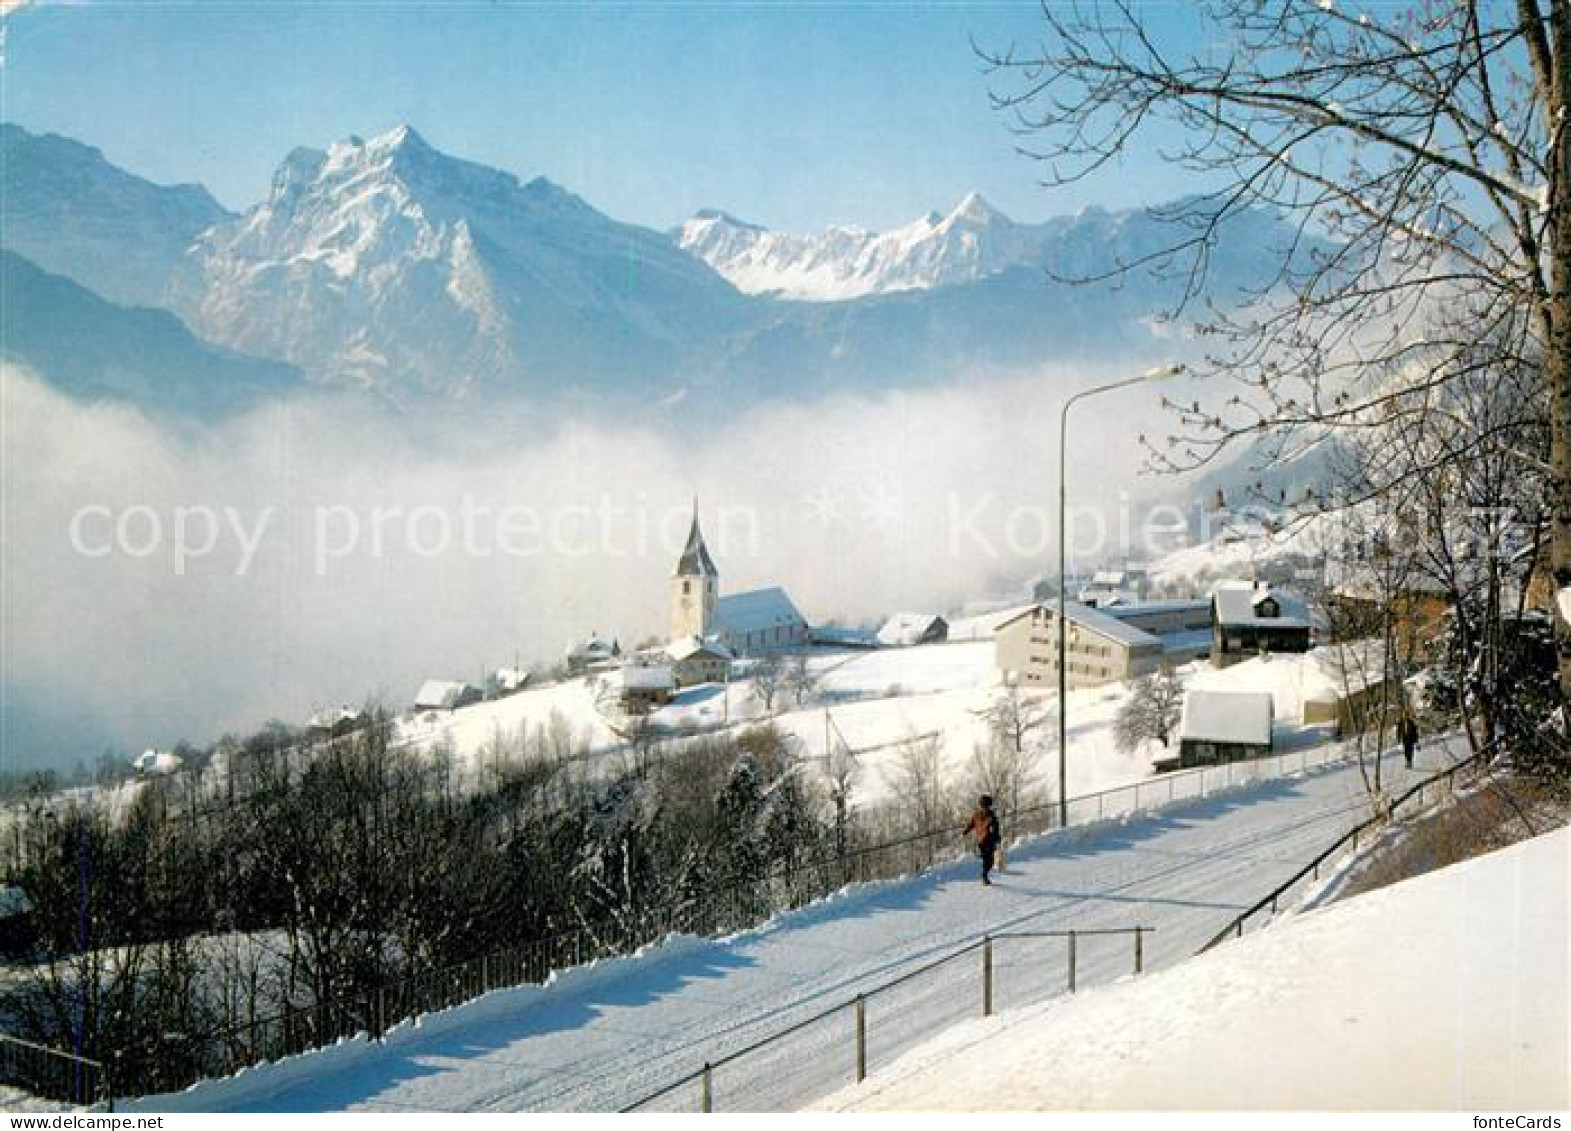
[1057, 363, 1185, 827]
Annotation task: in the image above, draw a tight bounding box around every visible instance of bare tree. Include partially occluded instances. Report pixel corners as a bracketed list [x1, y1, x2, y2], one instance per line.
[979, 681, 1052, 763]
[1115, 666, 1185, 755]
[750, 652, 787, 715]
[984, 1, 1571, 753]
[966, 733, 1035, 828]
[882, 730, 950, 839]
[783, 652, 820, 708]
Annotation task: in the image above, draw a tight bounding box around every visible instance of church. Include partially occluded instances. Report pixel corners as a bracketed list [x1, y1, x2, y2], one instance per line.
[669, 504, 810, 655]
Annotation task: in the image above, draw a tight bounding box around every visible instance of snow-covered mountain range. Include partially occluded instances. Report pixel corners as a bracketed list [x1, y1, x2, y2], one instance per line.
[675, 191, 1050, 301]
[676, 190, 1298, 303]
[2, 121, 1315, 413]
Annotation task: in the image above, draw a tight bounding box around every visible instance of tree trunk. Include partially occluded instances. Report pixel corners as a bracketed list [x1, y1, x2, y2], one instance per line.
[1546, 0, 1571, 762]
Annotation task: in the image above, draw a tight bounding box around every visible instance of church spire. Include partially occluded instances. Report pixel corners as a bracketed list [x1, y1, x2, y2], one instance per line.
[674, 498, 718, 578]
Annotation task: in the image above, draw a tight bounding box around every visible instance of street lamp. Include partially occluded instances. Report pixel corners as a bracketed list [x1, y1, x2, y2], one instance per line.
[1057, 363, 1186, 827]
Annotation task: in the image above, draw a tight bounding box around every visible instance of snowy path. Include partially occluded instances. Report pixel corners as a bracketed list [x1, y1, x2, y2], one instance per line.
[134, 739, 1468, 1113]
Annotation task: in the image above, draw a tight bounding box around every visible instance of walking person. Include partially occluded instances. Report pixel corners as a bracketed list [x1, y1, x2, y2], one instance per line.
[1400, 712, 1419, 770]
[964, 794, 1001, 886]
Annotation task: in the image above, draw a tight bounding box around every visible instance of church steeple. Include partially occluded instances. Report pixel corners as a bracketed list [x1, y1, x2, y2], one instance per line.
[674, 498, 718, 578]
[670, 498, 719, 641]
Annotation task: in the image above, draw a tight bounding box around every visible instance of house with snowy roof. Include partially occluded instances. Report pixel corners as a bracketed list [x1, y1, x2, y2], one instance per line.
[876, 612, 949, 648]
[565, 632, 620, 672]
[993, 600, 1164, 690]
[669, 503, 809, 655]
[132, 748, 184, 775]
[1078, 566, 1148, 607]
[413, 679, 482, 712]
[619, 661, 676, 711]
[665, 635, 733, 687]
[305, 705, 370, 740]
[1210, 581, 1312, 667]
[1166, 689, 1274, 770]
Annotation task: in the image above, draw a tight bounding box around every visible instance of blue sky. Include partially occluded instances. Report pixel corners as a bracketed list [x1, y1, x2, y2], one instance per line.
[3, 2, 1201, 232]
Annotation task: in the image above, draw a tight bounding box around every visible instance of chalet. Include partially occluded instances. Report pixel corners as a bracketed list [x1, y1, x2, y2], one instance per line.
[490, 667, 531, 697]
[413, 680, 482, 712]
[1210, 582, 1311, 667]
[994, 600, 1163, 690]
[876, 612, 949, 647]
[1164, 689, 1274, 771]
[565, 632, 620, 672]
[1078, 566, 1148, 607]
[620, 662, 675, 711]
[1328, 561, 1451, 656]
[305, 705, 370, 740]
[132, 748, 183, 775]
[665, 636, 733, 687]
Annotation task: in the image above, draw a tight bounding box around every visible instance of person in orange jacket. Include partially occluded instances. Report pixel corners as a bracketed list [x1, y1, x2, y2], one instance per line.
[964, 794, 1001, 886]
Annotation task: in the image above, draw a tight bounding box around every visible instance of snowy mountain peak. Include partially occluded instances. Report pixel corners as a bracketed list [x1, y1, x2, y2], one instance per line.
[675, 192, 1030, 301]
[168, 126, 742, 399]
[946, 190, 1004, 226]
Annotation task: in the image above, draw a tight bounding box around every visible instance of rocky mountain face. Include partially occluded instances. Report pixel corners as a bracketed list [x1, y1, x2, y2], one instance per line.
[168, 126, 748, 402]
[0, 123, 231, 309]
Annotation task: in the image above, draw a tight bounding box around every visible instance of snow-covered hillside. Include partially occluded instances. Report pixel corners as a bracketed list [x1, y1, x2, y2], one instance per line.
[127, 738, 1467, 1112]
[396, 642, 1170, 810]
[817, 825, 1570, 1111]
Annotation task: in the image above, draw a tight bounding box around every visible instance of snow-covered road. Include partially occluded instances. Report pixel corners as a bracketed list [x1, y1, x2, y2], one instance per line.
[134, 739, 1468, 1113]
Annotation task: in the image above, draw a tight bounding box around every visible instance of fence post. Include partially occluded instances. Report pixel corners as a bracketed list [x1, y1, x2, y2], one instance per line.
[1235, 918, 1243, 939]
[1067, 931, 1077, 993]
[855, 995, 867, 1083]
[1134, 927, 1144, 975]
[982, 936, 993, 1017]
[700, 1062, 712, 1113]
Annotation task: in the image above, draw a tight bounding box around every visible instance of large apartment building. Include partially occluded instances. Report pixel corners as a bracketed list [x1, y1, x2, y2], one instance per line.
[994, 600, 1164, 689]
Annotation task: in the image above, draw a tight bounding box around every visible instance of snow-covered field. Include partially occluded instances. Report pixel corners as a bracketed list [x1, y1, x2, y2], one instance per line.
[817, 824, 1570, 1111]
[127, 736, 1468, 1113]
[392, 641, 1200, 811]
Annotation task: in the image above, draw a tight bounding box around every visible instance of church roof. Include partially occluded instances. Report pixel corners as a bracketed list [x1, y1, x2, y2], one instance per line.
[674, 508, 718, 577]
[715, 587, 806, 636]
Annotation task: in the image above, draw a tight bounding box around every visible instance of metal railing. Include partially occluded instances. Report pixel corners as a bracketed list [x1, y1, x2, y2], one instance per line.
[623, 926, 1153, 1112]
[1197, 739, 1497, 954]
[0, 1035, 111, 1110]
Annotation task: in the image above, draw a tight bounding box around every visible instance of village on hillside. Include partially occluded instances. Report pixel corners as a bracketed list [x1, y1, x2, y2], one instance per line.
[71, 489, 1545, 827]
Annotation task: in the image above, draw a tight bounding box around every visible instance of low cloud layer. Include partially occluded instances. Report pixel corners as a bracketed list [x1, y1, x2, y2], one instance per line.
[2, 363, 1196, 769]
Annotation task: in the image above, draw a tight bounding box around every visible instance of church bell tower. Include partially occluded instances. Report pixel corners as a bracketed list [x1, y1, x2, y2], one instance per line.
[670, 500, 718, 642]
